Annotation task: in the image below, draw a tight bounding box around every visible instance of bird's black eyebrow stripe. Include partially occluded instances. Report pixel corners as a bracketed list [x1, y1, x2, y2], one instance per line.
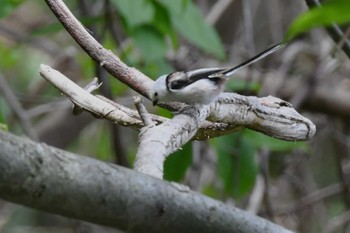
[169, 79, 190, 90]
[165, 73, 173, 91]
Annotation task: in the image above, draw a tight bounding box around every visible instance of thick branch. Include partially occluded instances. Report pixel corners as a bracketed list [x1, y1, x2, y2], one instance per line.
[0, 130, 294, 233]
[134, 106, 210, 178]
[210, 93, 316, 141]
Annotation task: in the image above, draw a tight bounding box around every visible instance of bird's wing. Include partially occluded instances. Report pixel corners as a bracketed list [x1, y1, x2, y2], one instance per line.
[186, 67, 226, 83]
[223, 42, 286, 77]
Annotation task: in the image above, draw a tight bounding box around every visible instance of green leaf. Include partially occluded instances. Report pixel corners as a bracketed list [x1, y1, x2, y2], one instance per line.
[243, 130, 307, 152]
[164, 143, 192, 182]
[215, 134, 258, 198]
[288, 0, 350, 39]
[226, 79, 261, 93]
[0, 0, 23, 19]
[157, 0, 225, 59]
[111, 0, 154, 29]
[0, 123, 8, 131]
[152, 1, 172, 35]
[132, 25, 167, 61]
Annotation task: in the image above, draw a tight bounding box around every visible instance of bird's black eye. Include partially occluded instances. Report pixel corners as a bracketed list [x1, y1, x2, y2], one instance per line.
[154, 92, 158, 97]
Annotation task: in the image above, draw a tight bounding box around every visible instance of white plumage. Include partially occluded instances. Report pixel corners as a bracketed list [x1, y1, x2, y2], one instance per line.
[151, 43, 285, 106]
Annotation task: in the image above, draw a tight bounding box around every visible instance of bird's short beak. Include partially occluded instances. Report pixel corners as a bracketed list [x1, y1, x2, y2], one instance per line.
[152, 99, 158, 106]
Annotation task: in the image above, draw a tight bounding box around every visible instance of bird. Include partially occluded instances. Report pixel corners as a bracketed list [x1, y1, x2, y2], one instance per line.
[151, 43, 285, 106]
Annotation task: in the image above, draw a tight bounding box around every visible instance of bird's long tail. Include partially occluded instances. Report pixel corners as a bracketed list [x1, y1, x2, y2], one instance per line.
[223, 42, 286, 77]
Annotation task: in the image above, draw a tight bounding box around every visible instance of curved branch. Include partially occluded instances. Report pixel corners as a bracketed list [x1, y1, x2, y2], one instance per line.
[45, 0, 153, 98]
[0, 130, 294, 233]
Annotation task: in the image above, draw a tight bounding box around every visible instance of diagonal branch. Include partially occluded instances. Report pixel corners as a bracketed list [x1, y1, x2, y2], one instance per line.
[44, 0, 153, 98]
[0, 73, 38, 140]
[0, 130, 294, 233]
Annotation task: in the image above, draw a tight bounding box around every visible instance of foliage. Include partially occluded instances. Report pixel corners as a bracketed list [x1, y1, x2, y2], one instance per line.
[288, 0, 350, 39]
[0, 0, 24, 19]
[111, 0, 225, 77]
[0, 0, 312, 201]
[214, 130, 306, 199]
[164, 143, 192, 181]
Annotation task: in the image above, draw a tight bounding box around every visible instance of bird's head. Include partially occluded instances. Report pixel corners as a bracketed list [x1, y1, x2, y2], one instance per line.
[151, 74, 168, 106]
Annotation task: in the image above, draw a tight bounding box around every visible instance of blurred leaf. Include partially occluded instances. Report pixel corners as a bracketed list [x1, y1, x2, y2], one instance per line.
[0, 123, 8, 131]
[0, 98, 8, 131]
[0, 44, 21, 69]
[132, 25, 167, 61]
[111, 0, 154, 29]
[31, 22, 64, 35]
[157, 0, 225, 59]
[164, 143, 192, 181]
[226, 79, 261, 93]
[152, 1, 172, 35]
[32, 14, 103, 36]
[288, 0, 350, 39]
[215, 134, 258, 198]
[243, 130, 307, 152]
[151, 1, 179, 49]
[3, 207, 38, 230]
[202, 184, 220, 199]
[0, 0, 23, 19]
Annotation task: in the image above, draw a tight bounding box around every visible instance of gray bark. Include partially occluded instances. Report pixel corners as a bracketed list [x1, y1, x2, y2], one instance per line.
[0, 130, 293, 233]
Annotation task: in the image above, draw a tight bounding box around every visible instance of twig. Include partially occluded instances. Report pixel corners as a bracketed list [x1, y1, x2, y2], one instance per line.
[0, 73, 38, 140]
[324, 210, 350, 233]
[304, 0, 350, 59]
[72, 77, 102, 115]
[134, 96, 154, 127]
[274, 183, 345, 214]
[206, 0, 234, 25]
[336, 25, 350, 51]
[246, 174, 265, 214]
[39, 64, 143, 128]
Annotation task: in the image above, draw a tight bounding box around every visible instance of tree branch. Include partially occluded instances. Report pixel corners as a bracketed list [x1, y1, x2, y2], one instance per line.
[0, 130, 294, 233]
[39, 61, 315, 177]
[41, 0, 316, 179]
[44, 0, 153, 98]
[134, 105, 210, 178]
[0, 73, 38, 140]
[39, 64, 315, 143]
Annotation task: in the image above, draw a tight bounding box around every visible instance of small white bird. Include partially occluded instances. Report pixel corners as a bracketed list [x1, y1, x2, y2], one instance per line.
[151, 43, 285, 106]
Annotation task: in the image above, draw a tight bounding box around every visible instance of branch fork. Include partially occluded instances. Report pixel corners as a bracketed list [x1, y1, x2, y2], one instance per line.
[42, 0, 316, 180]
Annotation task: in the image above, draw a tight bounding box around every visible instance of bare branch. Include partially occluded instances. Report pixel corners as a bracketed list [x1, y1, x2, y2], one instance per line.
[0, 130, 295, 233]
[44, 0, 153, 98]
[210, 94, 316, 141]
[134, 96, 155, 127]
[39, 64, 143, 128]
